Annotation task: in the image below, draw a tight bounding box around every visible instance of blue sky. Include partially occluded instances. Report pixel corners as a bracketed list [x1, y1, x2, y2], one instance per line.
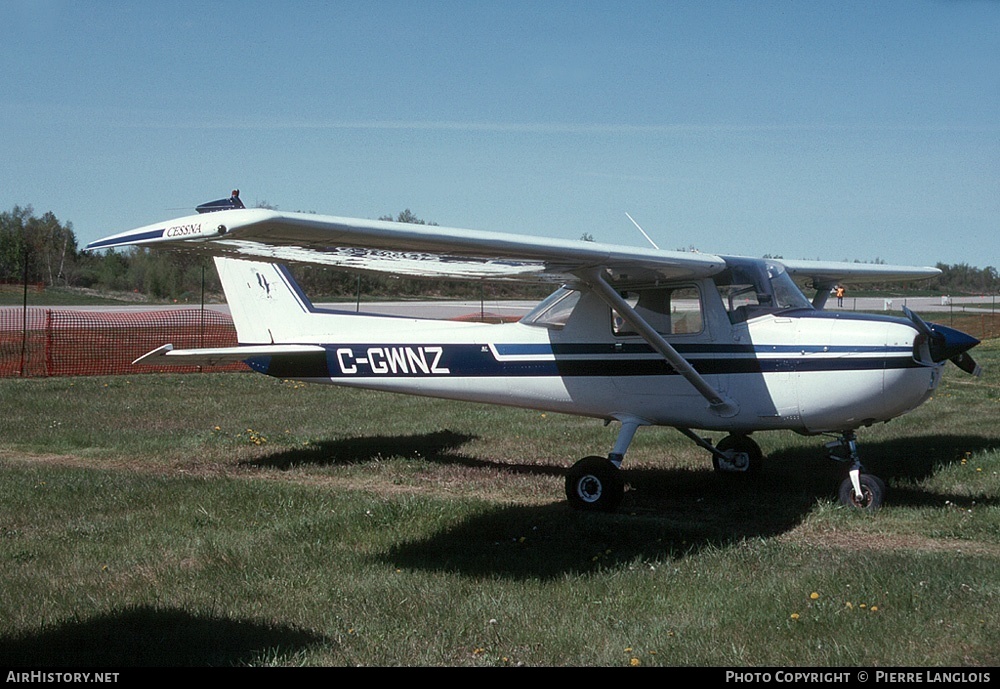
[3, 1, 998, 268]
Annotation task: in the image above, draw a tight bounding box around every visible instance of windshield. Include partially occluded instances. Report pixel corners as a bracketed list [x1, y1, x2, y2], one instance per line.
[521, 287, 581, 329]
[714, 258, 812, 323]
[766, 262, 812, 310]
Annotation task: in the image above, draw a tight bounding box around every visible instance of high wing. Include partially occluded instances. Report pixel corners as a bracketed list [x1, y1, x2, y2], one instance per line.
[86, 209, 727, 285]
[776, 258, 941, 309]
[87, 208, 941, 288]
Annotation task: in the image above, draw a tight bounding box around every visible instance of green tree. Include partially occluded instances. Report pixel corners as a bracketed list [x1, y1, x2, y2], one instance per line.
[0, 205, 79, 286]
[0, 206, 33, 283]
[378, 209, 438, 226]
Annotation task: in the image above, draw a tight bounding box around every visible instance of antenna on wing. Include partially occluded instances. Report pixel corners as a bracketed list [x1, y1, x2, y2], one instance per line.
[625, 213, 659, 250]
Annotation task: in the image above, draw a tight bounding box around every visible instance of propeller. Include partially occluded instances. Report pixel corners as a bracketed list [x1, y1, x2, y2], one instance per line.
[903, 306, 982, 377]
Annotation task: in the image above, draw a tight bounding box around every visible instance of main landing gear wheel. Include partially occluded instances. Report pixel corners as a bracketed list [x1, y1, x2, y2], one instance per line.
[712, 434, 762, 475]
[565, 456, 625, 512]
[838, 474, 886, 512]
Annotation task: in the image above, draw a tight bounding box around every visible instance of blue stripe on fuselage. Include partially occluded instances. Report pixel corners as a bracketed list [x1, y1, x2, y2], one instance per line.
[243, 342, 918, 379]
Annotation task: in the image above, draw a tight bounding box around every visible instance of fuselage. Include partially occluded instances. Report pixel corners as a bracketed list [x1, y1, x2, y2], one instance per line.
[244, 276, 941, 435]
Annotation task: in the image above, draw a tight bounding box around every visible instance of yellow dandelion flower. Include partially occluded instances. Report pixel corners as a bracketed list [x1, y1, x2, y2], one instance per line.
[845, 601, 854, 609]
[810, 592, 819, 600]
[870, 606, 879, 612]
[790, 613, 800, 620]
[630, 658, 641, 667]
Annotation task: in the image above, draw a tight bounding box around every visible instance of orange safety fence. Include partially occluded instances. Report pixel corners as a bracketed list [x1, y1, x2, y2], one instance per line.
[0, 308, 248, 377]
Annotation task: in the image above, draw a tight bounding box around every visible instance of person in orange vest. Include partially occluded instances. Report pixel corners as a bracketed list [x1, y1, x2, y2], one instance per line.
[835, 284, 845, 307]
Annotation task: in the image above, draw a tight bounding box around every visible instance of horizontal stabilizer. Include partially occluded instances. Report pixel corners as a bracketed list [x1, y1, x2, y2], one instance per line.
[133, 343, 326, 367]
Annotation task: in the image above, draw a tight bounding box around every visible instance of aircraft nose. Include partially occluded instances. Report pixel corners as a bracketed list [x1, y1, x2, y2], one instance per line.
[928, 323, 980, 361]
[903, 307, 982, 376]
[930, 323, 981, 376]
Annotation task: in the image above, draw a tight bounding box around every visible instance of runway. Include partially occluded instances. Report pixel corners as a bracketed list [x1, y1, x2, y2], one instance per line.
[825, 294, 997, 315]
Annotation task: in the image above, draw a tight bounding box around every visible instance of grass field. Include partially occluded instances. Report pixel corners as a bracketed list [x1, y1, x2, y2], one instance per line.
[0, 341, 997, 666]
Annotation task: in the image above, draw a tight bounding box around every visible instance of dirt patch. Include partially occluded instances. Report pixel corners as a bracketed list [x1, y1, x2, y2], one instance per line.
[0, 448, 556, 506]
[779, 522, 1000, 557]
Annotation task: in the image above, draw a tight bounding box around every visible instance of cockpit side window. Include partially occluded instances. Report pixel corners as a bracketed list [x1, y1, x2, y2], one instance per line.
[612, 285, 704, 336]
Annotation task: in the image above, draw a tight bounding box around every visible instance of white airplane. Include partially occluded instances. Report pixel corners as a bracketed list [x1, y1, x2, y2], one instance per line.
[87, 201, 981, 513]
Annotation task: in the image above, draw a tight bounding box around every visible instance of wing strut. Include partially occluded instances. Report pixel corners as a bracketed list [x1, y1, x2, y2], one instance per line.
[810, 280, 836, 310]
[578, 268, 739, 418]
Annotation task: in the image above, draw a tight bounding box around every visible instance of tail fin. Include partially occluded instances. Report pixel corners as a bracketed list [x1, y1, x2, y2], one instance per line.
[214, 257, 314, 344]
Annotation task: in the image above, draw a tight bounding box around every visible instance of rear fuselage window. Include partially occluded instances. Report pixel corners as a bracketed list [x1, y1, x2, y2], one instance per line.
[612, 285, 704, 336]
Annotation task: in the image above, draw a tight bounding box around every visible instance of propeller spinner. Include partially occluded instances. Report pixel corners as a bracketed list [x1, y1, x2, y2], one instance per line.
[903, 306, 982, 377]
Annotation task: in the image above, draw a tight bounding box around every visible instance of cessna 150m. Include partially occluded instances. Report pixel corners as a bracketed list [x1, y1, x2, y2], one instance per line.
[87, 200, 981, 513]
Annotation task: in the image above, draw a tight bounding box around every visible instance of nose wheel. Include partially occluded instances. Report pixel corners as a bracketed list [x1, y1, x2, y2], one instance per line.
[838, 472, 885, 511]
[828, 431, 887, 511]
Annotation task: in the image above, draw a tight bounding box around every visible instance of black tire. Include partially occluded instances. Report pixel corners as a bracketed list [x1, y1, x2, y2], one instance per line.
[712, 434, 763, 475]
[565, 456, 625, 512]
[838, 473, 886, 511]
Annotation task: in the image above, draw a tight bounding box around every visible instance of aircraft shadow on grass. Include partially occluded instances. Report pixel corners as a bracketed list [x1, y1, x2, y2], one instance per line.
[243, 429, 564, 478]
[0, 605, 329, 667]
[308, 431, 996, 580]
[240, 428, 997, 579]
[243, 429, 481, 470]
